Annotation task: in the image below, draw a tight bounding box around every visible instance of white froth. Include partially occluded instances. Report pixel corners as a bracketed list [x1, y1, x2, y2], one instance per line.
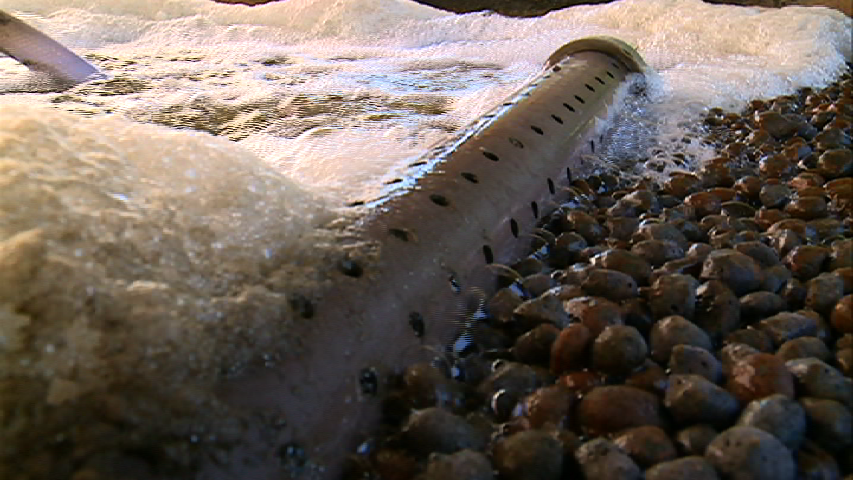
[1, 0, 847, 199]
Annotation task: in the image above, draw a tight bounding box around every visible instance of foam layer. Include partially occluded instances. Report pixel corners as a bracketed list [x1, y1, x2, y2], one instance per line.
[1, 0, 849, 200]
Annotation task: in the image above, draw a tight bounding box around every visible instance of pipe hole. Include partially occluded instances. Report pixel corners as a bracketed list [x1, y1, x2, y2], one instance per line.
[389, 228, 413, 242]
[531, 201, 539, 219]
[508, 137, 524, 148]
[612, 62, 621, 69]
[348, 200, 365, 207]
[409, 160, 427, 167]
[482, 150, 500, 161]
[482, 245, 494, 264]
[339, 259, 364, 278]
[408, 312, 425, 338]
[566, 167, 572, 183]
[574, 95, 585, 104]
[531, 126, 544, 135]
[551, 114, 563, 124]
[547, 178, 556, 195]
[606, 71, 614, 78]
[430, 194, 450, 207]
[563, 103, 575, 112]
[449, 274, 462, 294]
[553, 65, 561, 72]
[461, 172, 479, 183]
[510, 218, 519, 238]
[585, 83, 595, 92]
[595, 76, 605, 84]
[590, 140, 595, 153]
[384, 178, 402, 185]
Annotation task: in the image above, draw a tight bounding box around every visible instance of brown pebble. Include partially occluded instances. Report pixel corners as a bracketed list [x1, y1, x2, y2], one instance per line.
[831, 294, 853, 334]
[784, 245, 829, 280]
[516, 384, 573, 429]
[720, 200, 755, 218]
[562, 296, 623, 337]
[726, 353, 795, 404]
[631, 240, 685, 268]
[591, 325, 647, 376]
[757, 311, 818, 346]
[582, 268, 638, 301]
[685, 192, 722, 219]
[402, 363, 465, 411]
[575, 438, 641, 480]
[669, 345, 722, 383]
[705, 426, 795, 480]
[739, 291, 787, 321]
[733, 241, 780, 269]
[625, 358, 669, 395]
[487, 287, 523, 324]
[645, 456, 720, 480]
[633, 223, 690, 251]
[786, 358, 853, 408]
[665, 173, 702, 198]
[756, 110, 802, 139]
[829, 239, 853, 271]
[402, 408, 487, 455]
[755, 207, 789, 230]
[492, 430, 563, 480]
[566, 210, 606, 245]
[760, 264, 792, 293]
[578, 385, 665, 436]
[557, 370, 602, 394]
[796, 441, 841, 480]
[424, 450, 493, 480]
[736, 393, 806, 450]
[514, 290, 571, 330]
[590, 249, 652, 286]
[759, 185, 792, 210]
[799, 397, 852, 452]
[784, 196, 828, 220]
[805, 272, 844, 315]
[649, 315, 713, 364]
[513, 324, 560, 366]
[776, 336, 830, 362]
[694, 280, 742, 341]
[550, 324, 591, 375]
[734, 175, 762, 200]
[700, 249, 763, 296]
[613, 426, 677, 468]
[674, 425, 718, 456]
[816, 148, 852, 178]
[648, 273, 699, 320]
[725, 328, 773, 352]
[665, 374, 740, 427]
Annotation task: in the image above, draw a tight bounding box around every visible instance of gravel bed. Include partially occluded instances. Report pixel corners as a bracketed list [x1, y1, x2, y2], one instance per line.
[343, 67, 853, 480]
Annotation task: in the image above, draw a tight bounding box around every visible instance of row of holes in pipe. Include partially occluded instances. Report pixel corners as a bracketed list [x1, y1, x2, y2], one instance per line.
[334, 59, 625, 350]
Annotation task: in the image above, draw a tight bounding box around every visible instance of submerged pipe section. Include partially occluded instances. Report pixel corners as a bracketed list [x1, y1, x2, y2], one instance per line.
[0, 9, 100, 85]
[212, 37, 648, 480]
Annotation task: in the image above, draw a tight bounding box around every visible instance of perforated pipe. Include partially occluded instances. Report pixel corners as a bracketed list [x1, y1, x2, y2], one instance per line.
[212, 37, 649, 480]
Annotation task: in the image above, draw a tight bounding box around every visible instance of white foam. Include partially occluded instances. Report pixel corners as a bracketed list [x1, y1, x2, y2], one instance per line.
[1, 0, 848, 200]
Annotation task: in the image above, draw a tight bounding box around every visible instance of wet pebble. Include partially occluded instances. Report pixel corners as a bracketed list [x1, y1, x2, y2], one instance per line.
[668, 344, 722, 383]
[665, 374, 740, 428]
[649, 315, 714, 364]
[402, 408, 487, 455]
[613, 425, 677, 468]
[423, 450, 493, 480]
[591, 325, 648, 376]
[575, 438, 641, 480]
[799, 397, 852, 452]
[736, 393, 806, 449]
[705, 426, 795, 480]
[726, 352, 795, 404]
[492, 430, 562, 480]
[645, 456, 720, 480]
[578, 385, 665, 436]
